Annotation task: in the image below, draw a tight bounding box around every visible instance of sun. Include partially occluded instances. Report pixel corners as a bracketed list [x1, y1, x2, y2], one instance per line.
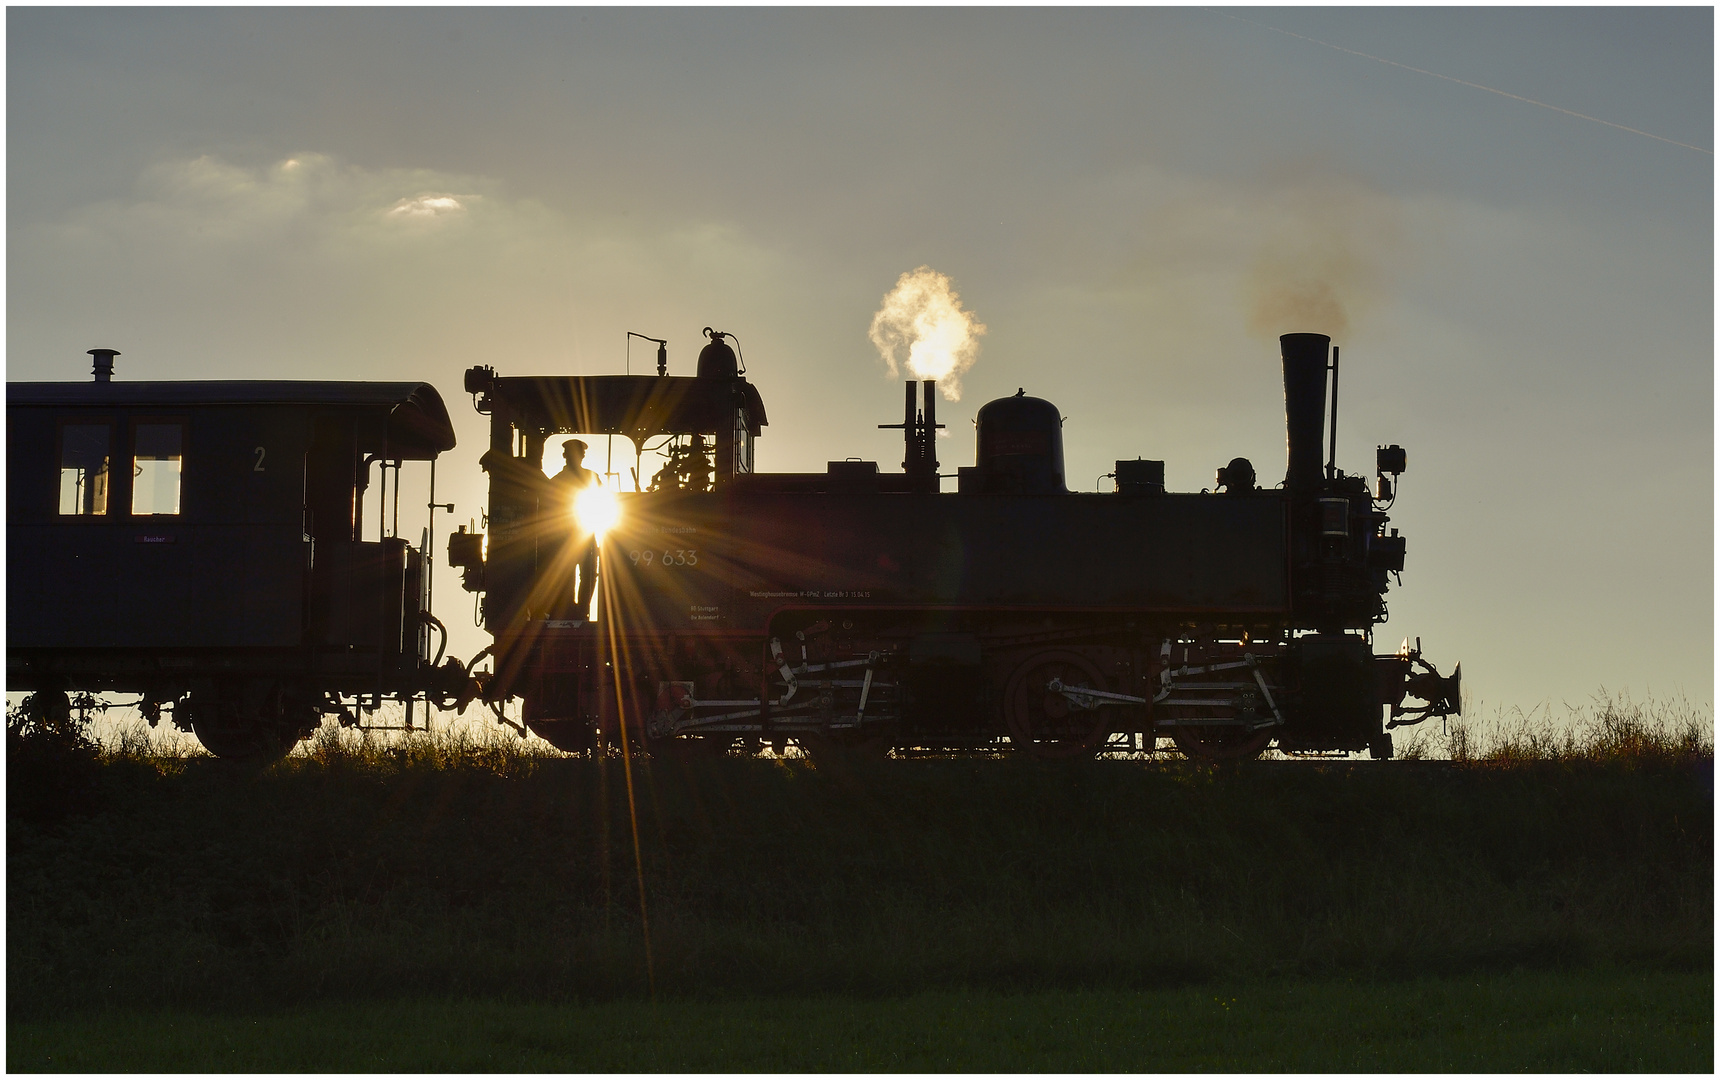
[573, 486, 620, 538]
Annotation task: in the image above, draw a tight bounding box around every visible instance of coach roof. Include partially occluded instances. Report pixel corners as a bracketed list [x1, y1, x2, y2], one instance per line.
[6, 380, 457, 456]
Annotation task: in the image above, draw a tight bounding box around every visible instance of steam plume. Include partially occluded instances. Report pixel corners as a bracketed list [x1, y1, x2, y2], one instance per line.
[868, 266, 986, 401]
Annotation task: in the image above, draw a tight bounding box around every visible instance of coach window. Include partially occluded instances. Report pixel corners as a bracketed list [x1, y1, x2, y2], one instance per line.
[58, 423, 112, 516]
[132, 422, 184, 516]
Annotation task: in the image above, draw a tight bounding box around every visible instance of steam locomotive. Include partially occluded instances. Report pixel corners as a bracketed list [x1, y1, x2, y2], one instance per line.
[6, 332, 1458, 761]
[451, 329, 1458, 761]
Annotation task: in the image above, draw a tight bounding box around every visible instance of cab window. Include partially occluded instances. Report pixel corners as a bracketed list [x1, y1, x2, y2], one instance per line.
[58, 423, 112, 516]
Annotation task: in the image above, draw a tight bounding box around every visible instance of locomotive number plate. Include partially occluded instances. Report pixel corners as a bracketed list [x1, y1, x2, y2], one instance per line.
[627, 548, 697, 568]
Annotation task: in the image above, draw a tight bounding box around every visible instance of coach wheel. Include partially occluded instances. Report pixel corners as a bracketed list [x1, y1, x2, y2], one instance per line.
[191, 718, 284, 762]
[186, 681, 309, 764]
[1170, 723, 1273, 763]
[1003, 650, 1112, 760]
[23, 689, 73, 731]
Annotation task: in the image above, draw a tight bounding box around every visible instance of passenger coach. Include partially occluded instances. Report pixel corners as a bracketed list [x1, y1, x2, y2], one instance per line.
[7, 350, 463, 757]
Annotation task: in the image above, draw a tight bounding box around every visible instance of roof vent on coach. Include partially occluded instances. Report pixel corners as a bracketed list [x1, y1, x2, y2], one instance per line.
[88, 348, 119, 383]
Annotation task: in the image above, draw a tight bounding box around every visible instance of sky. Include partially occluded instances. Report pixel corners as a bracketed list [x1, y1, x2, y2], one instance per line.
[7, 7, 1713, 719]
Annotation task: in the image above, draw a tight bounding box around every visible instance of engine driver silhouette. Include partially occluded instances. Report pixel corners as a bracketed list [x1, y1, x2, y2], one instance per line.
[551, 438, 602, 619]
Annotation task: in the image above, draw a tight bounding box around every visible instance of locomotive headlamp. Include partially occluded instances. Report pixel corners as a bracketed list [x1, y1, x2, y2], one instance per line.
[463, 365, 496, 395]
[573, 486, 620, 538]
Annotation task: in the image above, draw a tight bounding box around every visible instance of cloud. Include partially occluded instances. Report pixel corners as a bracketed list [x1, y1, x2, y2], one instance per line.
[1061, 167, 1416, 346]
[387, 194, 468, 219]
[10, 152, 798, 381]
[998, 166, 1464, 418]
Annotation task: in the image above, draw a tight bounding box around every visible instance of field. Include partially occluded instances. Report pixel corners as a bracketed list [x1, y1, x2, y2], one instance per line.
[10, 973, 1710, 1071]
[7, 698, 1713, 1070]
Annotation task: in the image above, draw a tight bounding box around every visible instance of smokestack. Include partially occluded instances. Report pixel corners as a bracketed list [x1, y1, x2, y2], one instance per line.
[88, 348, 119, 383]
[1280, 333, 1329, 491]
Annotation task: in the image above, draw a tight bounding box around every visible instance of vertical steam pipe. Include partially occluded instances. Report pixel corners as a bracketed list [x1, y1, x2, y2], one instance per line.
[902, 381, 918, 473]
[923, 381, 938, 478]
[1326, 345, 1340, 480]
[1280, 333, 1331, 491]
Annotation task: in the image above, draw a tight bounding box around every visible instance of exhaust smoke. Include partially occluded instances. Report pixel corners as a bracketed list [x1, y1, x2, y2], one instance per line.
[868, 266, 986, 401]
[1243, 181, 1406, 343]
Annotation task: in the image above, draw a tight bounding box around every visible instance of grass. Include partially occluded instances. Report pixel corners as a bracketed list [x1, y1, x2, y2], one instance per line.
[11, 735, 1711, 1003]
[8, 693, 1711, 1070]
[19, 683, 1711, 769]
[30, 683, 1716, 768]
[9, 970, 1711, 1072]
[1395, 690, 1712, 766]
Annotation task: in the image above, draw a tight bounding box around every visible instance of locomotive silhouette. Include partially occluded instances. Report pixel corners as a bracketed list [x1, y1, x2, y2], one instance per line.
[7, 332, 1458, 760]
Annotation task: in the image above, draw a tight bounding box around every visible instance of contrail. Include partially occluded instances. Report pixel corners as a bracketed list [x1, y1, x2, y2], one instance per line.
[1216, 10, 1713, 157]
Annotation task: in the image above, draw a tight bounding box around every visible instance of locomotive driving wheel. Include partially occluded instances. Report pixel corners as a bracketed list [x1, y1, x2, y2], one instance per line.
[1003, 650, 1112, 760]
[1169, 723, 1273, 762]
[648, 733, 734, 760]
[799, 728, 893, 764]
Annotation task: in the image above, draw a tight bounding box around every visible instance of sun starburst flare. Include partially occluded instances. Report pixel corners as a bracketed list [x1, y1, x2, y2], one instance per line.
[574, 486, 621, 538]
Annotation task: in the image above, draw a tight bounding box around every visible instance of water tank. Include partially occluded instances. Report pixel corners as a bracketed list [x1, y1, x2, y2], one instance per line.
[974, 391, 1066, 494]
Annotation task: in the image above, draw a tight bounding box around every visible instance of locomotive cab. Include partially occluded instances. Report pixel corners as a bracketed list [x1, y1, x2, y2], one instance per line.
[459, 346, 769, 635]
